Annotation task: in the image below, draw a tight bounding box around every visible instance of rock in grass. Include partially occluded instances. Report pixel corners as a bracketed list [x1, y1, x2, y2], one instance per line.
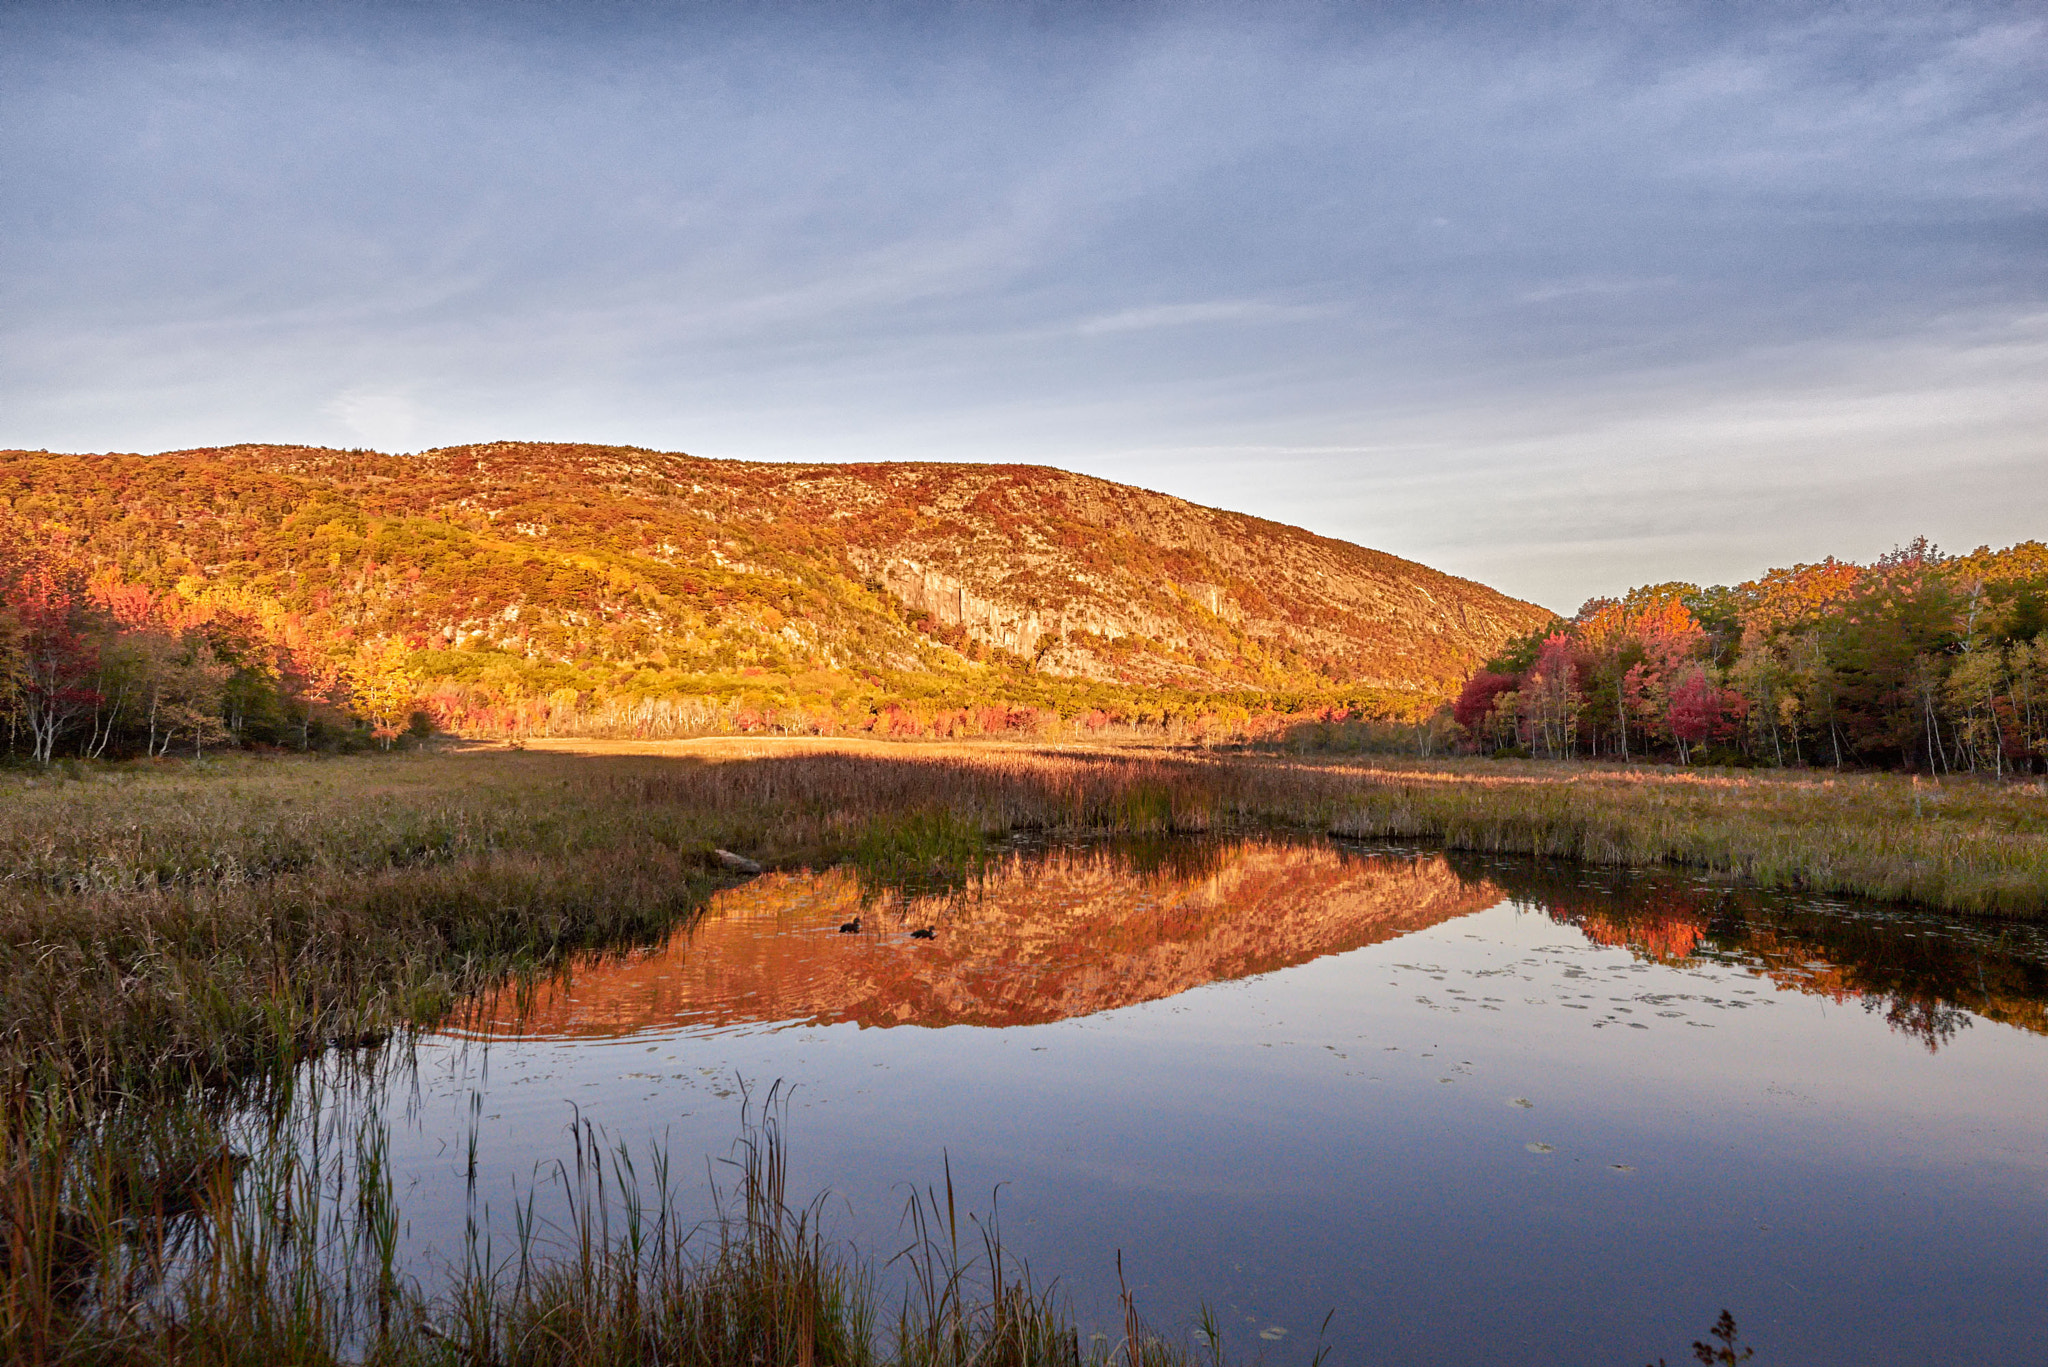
[714, 848, 764, 875]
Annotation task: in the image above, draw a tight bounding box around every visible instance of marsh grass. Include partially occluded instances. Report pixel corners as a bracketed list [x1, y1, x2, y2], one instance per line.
[1, 1080, 1225, 1367]
[853, 808, 990, 902]
[3, 844, 721, 1107]
[1321, 760, 2048, 915]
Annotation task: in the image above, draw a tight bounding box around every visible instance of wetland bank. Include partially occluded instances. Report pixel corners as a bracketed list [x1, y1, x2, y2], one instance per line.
[5, 741, 2048, 1365]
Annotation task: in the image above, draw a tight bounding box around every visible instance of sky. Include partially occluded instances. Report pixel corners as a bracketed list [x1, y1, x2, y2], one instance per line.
[3, 1, 2043, 612]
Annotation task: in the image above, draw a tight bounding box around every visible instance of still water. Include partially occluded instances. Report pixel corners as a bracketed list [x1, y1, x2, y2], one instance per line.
[343, 836, 2048, 1364]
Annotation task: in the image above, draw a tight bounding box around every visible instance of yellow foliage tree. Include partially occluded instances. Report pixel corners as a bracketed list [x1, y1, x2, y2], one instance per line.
[346, 637, 420, 747]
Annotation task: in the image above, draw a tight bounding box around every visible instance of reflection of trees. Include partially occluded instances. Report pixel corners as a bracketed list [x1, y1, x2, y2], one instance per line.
[1879, 996, 1974, 1051]
[1462, 856, 2048, 1052]
[1562, 900, 1706, 962]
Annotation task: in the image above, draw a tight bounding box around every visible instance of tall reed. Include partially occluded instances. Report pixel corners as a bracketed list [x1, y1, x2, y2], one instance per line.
[1, 1080, 1228, 1367]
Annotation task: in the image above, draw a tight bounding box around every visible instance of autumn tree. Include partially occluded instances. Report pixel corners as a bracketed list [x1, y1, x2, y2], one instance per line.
[1452, 671, 1520, 734]
[1519, 633, 1582, 758]
[1666, 665, 1743, 764]
[1572, 591, 1705, 760]
[3, 556, 102, 763]
[346, 637, 422, 747]
[1447, 537, 2048, 773]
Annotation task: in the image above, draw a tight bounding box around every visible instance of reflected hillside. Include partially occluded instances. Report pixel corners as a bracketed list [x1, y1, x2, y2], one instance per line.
[1481, 862, 2048, 1051]
[453, 838, 1503, 1038]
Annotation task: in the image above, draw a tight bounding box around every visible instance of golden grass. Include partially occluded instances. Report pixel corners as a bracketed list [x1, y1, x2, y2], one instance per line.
[1315, 756, 2048, 915]
[402, 738, 2048, 920]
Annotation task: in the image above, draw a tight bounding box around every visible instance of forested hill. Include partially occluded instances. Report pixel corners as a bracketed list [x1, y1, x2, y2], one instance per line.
[0, 442, 1549, 745]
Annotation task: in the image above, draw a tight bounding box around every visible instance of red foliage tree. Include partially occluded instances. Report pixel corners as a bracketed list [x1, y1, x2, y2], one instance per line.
[1666, 666, 1745, 763]
[4, 557, 103, 763]
[1452, 670, 1521, 733]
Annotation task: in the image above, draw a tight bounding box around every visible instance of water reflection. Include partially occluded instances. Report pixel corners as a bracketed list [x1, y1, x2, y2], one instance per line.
[448, 835, 2048, 1054]
[342, 834, 2048, 1365]
[1470, 860, 2048, 1051]
[452, 838, 1504, 1037]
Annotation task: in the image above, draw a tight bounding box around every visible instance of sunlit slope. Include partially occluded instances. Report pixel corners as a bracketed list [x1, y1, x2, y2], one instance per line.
[0, 442, 1550, 699]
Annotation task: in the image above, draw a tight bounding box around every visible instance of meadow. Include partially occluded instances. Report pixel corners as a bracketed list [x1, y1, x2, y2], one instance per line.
[2, 738, 2036, 1364]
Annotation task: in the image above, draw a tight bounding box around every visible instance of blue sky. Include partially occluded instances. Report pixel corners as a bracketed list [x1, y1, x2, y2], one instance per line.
[4, 1, 2042, 610]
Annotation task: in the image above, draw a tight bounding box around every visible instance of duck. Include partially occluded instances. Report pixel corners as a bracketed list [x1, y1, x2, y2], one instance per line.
[838, 917, 862, 934]
[909, 926, 936, 940]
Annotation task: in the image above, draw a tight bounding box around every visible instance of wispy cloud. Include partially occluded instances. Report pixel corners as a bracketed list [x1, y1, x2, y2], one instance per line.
[1515, 278, 1668, 305]
[323, 388, 424, 450]
[1076, 300, 1331, 336]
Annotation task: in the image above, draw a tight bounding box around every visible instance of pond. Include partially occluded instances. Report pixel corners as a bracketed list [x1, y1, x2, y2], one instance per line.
[314, 834, 2048, 1364]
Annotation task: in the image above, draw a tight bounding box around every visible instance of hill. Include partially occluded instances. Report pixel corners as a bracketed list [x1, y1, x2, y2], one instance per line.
[0, 441, 1550, 747]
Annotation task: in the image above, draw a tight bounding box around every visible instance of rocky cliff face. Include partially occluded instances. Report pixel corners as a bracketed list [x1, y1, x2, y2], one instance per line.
[749, 460, 1547, 690]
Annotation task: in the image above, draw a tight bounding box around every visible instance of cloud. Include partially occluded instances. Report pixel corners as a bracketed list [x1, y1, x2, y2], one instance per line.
[1075, 300, 1331, 336]
[1515, 278, 1668, 305]
[1144, 308, 2048, 610]
[323, 388, 423, 450]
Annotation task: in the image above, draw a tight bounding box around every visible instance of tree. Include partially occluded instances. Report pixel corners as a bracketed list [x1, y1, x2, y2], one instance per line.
[1520, 633, 1582, 758]
[346, 637, 422, 747]
[1726, 643, 1794, 767]
[5, 561, 102, 763]
[1827, 560, 1959, 769]
[1666, 665, 1742, 764]
[278, 640, 348, 751]
[1575, 593, 1706, 760]
[1453, 671, 1521, 734]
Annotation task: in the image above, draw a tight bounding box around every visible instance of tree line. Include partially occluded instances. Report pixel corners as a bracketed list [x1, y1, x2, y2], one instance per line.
[0, 525, 427, 762]
[1453, 538, 2048, 773]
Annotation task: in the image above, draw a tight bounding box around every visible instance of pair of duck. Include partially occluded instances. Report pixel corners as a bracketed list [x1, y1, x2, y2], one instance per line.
[837, 917, 934, 939]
